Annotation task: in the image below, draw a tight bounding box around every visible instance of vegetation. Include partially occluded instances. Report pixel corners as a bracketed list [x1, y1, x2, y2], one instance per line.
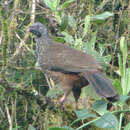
[0, 0, 129, 130]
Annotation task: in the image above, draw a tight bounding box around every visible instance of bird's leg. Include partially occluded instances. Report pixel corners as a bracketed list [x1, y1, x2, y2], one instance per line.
[74, 100, 79, 110]
[72, 87, 81, 109]
[59, 86, 72, 104]
[59, 94, 66, 104]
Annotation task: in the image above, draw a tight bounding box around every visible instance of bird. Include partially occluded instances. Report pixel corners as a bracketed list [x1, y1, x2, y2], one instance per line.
[28, 22, 119, 109]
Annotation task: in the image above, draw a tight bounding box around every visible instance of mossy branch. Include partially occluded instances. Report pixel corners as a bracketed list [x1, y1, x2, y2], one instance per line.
[0, 7, 8, 67]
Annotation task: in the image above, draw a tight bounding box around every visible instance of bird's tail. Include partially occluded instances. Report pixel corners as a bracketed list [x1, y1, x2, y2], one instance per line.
[83, 70, 119, 102]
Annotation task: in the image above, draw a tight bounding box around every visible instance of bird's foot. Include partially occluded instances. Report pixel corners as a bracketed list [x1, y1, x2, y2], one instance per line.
[59, 94, 66, 104]
[74, 101, 79, 110]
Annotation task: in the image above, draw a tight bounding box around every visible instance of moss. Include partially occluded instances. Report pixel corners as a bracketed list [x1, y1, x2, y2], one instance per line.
[0, 7, 8, 66]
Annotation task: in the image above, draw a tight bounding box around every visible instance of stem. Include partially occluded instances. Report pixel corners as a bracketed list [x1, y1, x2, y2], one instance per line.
[70, 109, 130, 130]
[76, 117, 100, 130]
[112, 109, 130, 114]
[118, 105, 124, 130]
[5, 103, 13, 130]
[0, 8, 8, 67]
[119, 113, 123, 130]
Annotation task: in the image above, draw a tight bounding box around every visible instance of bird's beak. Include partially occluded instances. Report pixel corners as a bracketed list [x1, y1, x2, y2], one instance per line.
[28, 26, 41, 37]
[28, 26, 33, 33]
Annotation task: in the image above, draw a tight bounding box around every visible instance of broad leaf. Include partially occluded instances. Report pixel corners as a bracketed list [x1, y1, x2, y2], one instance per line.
[62, 0, 75, 9]
[89, 31, 97, 50]
[52, 0, 60, 10]
[44, 0, 55, 10]
[61, 31, 74, 44]
[92, 99, 108, 115]
[62, 126, 73, 130]
[55, 37, 65, 43]
[94, 112, 118, 129]
[120, 36, 127, 67]
[74, 109, 97, 120]
[68, 14, 76, 28]
[112, 79, 122, 95]
[91, 12, 113, 23]
[126, 68, 130, 94]
[74, 38, 83, 50]
[118, 53, 123, 76]
[44, 0, 60, 11]
[124, 122, 130, 130]
[98, 43, 105, 56]
[60, 14, 68, 31]
[28, 125, 36, 130]
[49, 127, 67, 130]
[83, 15, 90, 38]
[117, 95, 130, 105]
[103, 55, 111, 64]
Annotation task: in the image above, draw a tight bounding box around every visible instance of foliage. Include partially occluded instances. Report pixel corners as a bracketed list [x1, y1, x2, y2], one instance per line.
[0, 0, 129, 130]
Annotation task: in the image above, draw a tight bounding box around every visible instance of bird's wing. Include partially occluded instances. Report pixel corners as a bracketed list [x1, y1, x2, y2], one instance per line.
[47, 42, 103, 73]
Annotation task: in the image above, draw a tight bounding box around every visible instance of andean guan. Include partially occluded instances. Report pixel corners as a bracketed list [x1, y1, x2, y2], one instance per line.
[29, 22, 119, 109]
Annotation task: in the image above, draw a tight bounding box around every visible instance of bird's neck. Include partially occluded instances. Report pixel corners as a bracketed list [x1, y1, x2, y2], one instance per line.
[35, 35, 51, 53]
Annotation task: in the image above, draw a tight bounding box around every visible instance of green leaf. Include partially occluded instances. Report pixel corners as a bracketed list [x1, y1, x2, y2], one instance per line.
[35, 62, 39, 67]
[98, 43, 105, 56]
[89, 31, 97, 50]
[122, 73, 127, 95]
[60, 14, 68, 31]
[62, 0, 75, 9]
[52, 0, 60, 10]
[74, 109, 97, 120]
[44, 0, 55, 11]
[28, 125, 36, 130]
[49, 127, 67, 130]
[74, 38, 83, 49]
[91, 12, 113, 23]
[12, 126, 21, 130]
[117, 95, 129, 104]
[61, 31, 74, 44]
[94, 112, 118, 129]
[62, 126, 73, 130]
[83, 15, 90, 38]
[55, 37, 65, 43]
[37, 17, 47, 24]
[121, 68, 130, 95]
[92, 99, 108, 115]
[120, 36, 125, 53]
[120, 68, 130, 95]
[74, 109, 88, 119]
[113, 79, 122, 95]
[54, 12, 62, 24]
[103, 55, 111, 64]
[120, 36, 127, 67]
[126, 68, 130, 94]
[47, 85, 63, 98]
[118, 53, 123, 76]
[68, 14, 76, 28]
[124, 122, 130, 130]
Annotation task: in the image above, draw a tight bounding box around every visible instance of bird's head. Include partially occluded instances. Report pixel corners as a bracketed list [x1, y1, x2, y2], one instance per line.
[28, 22, 48, 37]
